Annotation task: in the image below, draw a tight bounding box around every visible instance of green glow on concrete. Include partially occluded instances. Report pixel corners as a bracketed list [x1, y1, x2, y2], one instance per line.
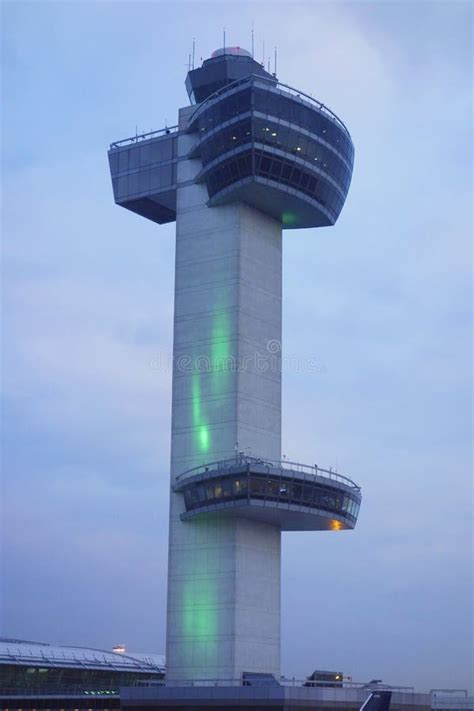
[211, 309, 232, 396]
[212, 312, 231, 367]
[183, 582, 217, 637]
[282, 210, 299, 226]
[181, 300, 234, 668]
[192, 375, 201, 423]
[192, 372, 210, 454]
[199, 426, 209, 451]
[182, 545, 219, 668]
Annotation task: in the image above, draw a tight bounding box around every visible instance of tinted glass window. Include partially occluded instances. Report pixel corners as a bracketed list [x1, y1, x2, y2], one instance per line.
[161, 139, 173, 161]
[199, 118, 252, 166]
[108, 151, 119, 175]
[139, 145, 151, 167]
[118, 149, 129, 173]
[253, 87, 353, 164]
[138, 169, 150, 193]
[128, 146, 139, 169]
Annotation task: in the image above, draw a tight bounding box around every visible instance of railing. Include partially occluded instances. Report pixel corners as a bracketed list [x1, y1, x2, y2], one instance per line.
[188, 74, 351, 138]
[137, 678, 413, 692]
[0, 653, 163, 674]
[108, 74, 351, 151]
[109, 124, 179, 149]
[175, 454, 360, 491]
[0, 686, 120, 696]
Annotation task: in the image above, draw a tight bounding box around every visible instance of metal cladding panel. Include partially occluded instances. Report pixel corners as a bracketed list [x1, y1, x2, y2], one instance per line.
[209, 179, 333, 229]
[108, 132, 178, 224]
[188, 76, 354, 229]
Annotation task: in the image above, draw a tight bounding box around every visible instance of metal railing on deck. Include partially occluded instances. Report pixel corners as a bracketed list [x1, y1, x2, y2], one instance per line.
[136, 677, 414, 692]
[110, 124, 178, 149]
[175, 454, 360, 490]
[0, 686, 120, 697]
[188, 73, 351, 138]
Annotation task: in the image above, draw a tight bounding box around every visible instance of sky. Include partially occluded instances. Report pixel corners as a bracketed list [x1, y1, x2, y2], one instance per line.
[1, 0, 472, 693]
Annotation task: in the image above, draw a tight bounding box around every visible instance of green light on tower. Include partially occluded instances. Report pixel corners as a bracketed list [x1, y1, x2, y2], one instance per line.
[199, 426, 209, 451]
[282, 211, 299, 226]
[182, 544, 219, 667]
[211, 308, 232, 396]
[192, 372, 210, 453]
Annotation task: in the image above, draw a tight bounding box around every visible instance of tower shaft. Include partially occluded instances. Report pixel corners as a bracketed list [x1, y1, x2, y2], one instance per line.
[166, 107, 282, 681]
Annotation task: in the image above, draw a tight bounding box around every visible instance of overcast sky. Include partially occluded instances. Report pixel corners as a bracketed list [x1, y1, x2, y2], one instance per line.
[1, 0, 472, 693]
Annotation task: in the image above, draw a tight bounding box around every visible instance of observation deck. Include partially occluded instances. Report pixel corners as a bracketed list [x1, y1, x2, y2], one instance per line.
[187, 74, 354, 228]
[108, 69, 354, 230]
[173, 455, 361, 531]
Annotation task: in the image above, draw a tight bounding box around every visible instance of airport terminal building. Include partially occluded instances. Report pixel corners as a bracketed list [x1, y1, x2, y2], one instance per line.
[0, 638, 164, 709]
[0, 638, 472, 711]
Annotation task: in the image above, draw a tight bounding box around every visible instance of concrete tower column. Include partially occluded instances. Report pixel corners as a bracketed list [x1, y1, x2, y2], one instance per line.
[165, 106, 282, 682]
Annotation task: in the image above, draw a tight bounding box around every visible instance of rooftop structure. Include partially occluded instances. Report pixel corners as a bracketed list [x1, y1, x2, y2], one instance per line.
[0, 639, 165, 674]
[0, 638, 164, 703]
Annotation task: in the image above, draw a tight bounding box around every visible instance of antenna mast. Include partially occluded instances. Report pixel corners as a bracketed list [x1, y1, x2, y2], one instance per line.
[223, 26, 226, 52]
[251, 21, 254, 58]
[192, 37, 195, 70]
[274, 46, 277, 76]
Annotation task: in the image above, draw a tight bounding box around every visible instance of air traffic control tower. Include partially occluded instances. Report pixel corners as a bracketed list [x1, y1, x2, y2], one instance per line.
[108, 47, 361, 684]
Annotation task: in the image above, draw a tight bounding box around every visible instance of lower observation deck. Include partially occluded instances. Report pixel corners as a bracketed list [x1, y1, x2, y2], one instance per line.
[173, 456, 361, 531]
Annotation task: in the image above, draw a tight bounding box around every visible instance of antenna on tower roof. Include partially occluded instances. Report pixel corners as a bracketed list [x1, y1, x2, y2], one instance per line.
[262, 39, 265, 68]
[188, 53, 191, 71]
[274, 46, 277, 77]
[192, 37, 195, 70]
[223, 26, 226, 52]
[251, 20, 254, 58]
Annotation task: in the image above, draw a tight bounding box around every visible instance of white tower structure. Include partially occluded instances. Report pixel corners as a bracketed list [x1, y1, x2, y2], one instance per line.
[108, 46, 360, 684]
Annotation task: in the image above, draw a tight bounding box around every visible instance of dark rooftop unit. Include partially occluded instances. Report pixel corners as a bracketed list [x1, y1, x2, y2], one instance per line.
[185, 46, 276, 104]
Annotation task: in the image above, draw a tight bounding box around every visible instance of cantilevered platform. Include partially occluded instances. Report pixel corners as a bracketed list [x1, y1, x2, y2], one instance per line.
[173, 455, 361, 531]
